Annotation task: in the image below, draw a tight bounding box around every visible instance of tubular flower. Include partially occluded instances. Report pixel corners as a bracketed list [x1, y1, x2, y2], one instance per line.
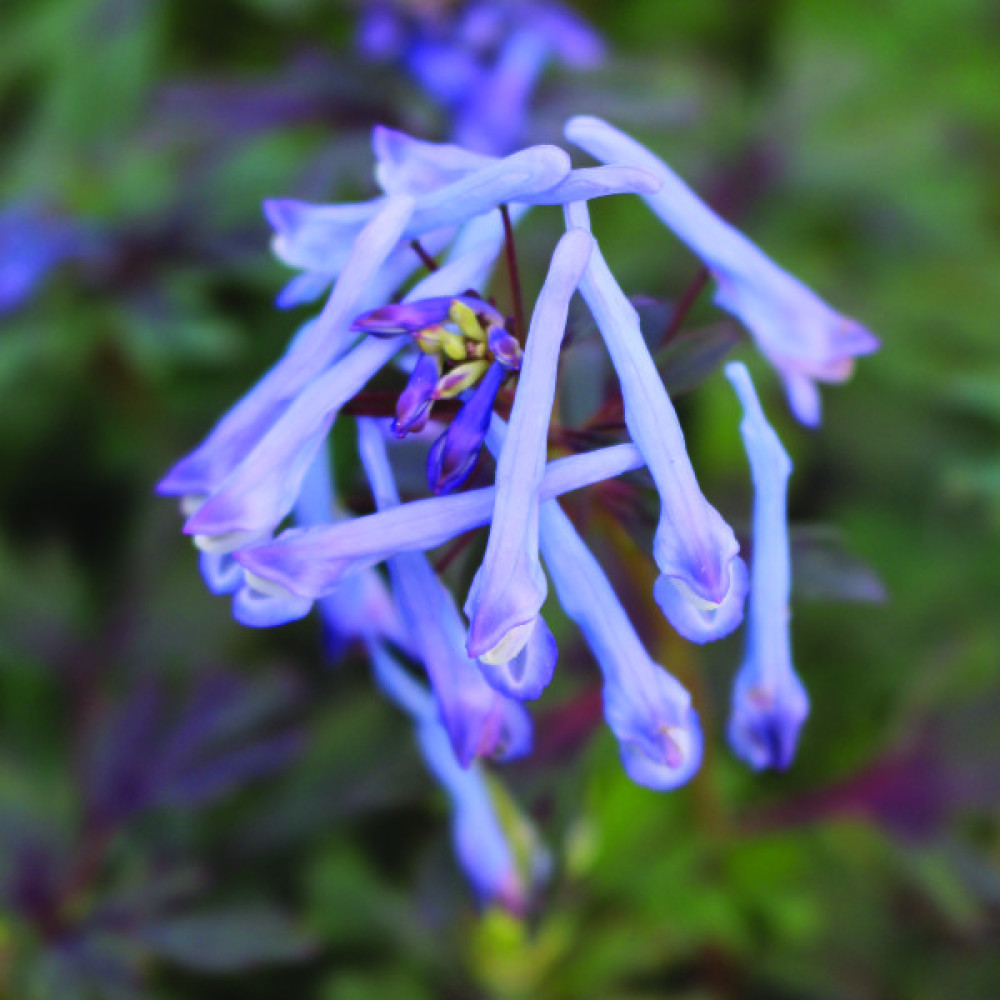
[465, 228, 593, 664]
[725, 362, 809, 770]
[160, 103, 875, 912]
[537, 497, 702, 791]
[234, 440, 643, 606]
[158, 195, 418, 505]
[565, 115, 880, 426]
[564, 200, 748, 644]
[357, 418, 532, 767]
[358, 1, 603, 155]
[369, 641, 548, 913]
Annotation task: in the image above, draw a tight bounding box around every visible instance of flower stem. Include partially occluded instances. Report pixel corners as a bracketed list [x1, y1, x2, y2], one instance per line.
[659, 266, 709, 347]
[410, 239, 439, 272]
[499, 205, 526, 343]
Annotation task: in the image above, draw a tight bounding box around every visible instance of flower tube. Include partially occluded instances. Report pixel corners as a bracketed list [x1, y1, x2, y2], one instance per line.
[564, 200, 748, 643]
[235, 440, 643, 602]
[465, 228, 594, 665]
[565, 115, 880, 426]
[373, 125, 660, 205]
[368, 641, 547, 913]
[357, 418, 531, 767]
[265, 141, 571, 274]
[725, 362, 809, 769]
[538, 499, 702, 791]
[158, 194, 417, 502]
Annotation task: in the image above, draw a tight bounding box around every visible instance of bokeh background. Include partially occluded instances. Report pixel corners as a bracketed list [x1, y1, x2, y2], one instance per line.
[2, 1, 1000, 997]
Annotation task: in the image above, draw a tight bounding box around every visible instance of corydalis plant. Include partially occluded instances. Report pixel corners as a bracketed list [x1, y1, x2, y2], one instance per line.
[160, 113, 877, 911]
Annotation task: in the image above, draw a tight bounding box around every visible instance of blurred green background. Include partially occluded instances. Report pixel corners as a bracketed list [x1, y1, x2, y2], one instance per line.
[1, 0, 999, 997]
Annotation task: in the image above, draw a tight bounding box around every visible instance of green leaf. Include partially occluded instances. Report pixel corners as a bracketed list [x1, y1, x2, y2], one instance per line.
[139, 905, 315, 972]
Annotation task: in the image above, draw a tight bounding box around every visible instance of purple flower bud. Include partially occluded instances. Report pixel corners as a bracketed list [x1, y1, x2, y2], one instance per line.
[393, 352, 441, 437]
[427, 361, 506, 495]
[725, 362, 809, 770]
[487, 325, 522, 369]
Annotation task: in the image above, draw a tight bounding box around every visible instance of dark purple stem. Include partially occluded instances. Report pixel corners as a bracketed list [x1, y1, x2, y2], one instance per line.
[499, 205, 526, 343]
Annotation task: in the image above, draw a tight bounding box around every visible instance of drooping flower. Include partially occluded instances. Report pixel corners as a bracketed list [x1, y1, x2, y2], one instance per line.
[357, 417, 532, 767]
[537, 496, 703, 791]
[368, 640, 548, 912]
[176, 229, 508, 549]
[464, 228, 593, 664]
[725, 362, 809, 770]
[158, 194, 419, 505]
[565, 115, 880, 426]
[234, 439, 643, 609]
[563, 200, 748, 644]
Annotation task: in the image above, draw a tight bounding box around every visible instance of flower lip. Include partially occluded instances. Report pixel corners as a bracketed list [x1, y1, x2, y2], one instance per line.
[728, 677, 809, 771]
[652, 556, 749, 645]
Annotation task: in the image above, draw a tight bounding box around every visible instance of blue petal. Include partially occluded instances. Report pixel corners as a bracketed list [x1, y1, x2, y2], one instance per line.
[564, 200, 745, 642]
[724, 362, 809, 770]
[465, 229, 593, 662]
[235, 440, 643, 599]
[538, 496, 702, 791]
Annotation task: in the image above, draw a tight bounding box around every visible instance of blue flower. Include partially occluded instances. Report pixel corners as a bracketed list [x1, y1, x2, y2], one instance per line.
[565, 116, 880, 426]
[158, 195, 419, 507]
[174, 227, 506, 549]
[537, 496, 703, 791]
[358, 1, 603, 155]
[725, 362, 809, 770]
[171, 129, 658, 553]
[358, 418, 532, 767]
[368, 641, 548, 912]
[563, 200, 749, 644]
[464, 228, 594, 664]
[234, 439, 642, 607]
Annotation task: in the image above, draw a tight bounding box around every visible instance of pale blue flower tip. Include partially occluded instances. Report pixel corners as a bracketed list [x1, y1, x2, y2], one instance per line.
[653, 555, 749, 644]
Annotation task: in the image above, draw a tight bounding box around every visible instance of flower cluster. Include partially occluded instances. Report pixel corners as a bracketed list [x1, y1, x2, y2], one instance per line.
[358, 0, 603, 155]
[160, 109, 876, 909]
